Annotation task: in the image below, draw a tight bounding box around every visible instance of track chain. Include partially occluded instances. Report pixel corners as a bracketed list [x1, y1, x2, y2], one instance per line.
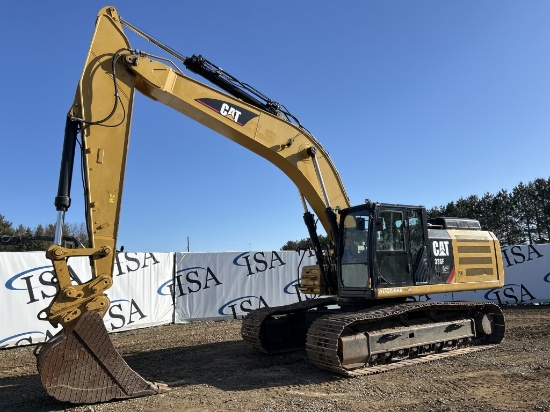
[242, 299, 505, 377]
[306, 300, 505, 376]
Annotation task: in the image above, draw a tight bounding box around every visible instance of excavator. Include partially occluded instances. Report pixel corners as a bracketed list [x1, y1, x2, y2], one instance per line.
[36, 6, 505, 404]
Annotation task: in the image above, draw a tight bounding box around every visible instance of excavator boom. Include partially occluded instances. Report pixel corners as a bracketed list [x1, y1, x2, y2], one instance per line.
[38, 6, 350, 404]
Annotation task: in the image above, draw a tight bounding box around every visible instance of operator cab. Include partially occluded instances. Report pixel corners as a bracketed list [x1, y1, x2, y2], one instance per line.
[337, 203, 429, 299]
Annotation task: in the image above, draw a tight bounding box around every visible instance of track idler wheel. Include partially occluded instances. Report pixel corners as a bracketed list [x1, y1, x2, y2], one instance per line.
[35, 311, 167, 404]
[473, 311, 494, 336]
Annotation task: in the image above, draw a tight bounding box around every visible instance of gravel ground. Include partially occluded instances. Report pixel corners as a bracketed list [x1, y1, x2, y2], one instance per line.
[1, 306, 549, 412]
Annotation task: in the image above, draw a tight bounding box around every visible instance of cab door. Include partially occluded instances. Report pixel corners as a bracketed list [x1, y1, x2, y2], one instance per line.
[374, 207, 428, 287]
[374, 208, 411, 286]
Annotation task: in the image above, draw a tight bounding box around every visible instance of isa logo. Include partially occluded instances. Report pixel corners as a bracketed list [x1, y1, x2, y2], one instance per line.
[233, 251, 286, 276]
[157, 266, 222, 299]
[218, 295, 269, 319]
[5, 264, 91, 305]
[5, 265, 70, 305]
[0, 330, 58, 349]
[484, 283, 537, 305]
[103, 299, 147, 331]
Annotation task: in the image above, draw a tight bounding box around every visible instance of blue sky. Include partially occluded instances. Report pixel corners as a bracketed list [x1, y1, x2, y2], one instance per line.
[1, 1, 549, 252]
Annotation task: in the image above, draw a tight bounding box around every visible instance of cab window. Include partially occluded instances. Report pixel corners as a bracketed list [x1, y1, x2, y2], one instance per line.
[341, 212, 369, 287]
[376, 211, 404, 251]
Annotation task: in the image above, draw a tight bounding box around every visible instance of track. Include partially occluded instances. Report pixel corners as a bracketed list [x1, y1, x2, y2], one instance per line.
[241, 297, 338, 353]
[306, 301, 505, 376]
[242, 299, 505, 377]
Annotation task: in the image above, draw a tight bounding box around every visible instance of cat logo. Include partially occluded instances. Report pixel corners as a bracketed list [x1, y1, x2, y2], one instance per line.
[220, 103, 241, 123]
[432, 240, 450, 257]
[195, 98, 259, 126]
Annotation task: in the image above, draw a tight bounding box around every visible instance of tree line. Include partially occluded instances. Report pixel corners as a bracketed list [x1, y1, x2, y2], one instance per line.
[428, 177, 550, 246]
[281, 177, 550, 249]
[0, 216, 88, 251]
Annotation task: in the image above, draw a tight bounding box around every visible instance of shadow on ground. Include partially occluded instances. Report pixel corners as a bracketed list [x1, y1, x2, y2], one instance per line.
[0, 340, 338, 411]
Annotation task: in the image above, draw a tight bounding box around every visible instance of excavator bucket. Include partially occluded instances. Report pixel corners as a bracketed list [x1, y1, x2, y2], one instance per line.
[35, 311, 166, 404]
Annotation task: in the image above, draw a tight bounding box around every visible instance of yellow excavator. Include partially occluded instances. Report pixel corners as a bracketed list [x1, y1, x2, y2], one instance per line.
[36, 6, 505, 404]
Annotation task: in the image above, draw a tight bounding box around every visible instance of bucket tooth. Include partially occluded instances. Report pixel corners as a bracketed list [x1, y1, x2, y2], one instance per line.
[36, 311, 166, 404]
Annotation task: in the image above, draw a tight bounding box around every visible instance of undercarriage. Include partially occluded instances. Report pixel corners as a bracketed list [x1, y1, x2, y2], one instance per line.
[241, 298, 505, 376]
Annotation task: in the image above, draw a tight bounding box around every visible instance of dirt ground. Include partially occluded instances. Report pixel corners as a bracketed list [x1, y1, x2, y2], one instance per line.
[1, 306, 549, 412]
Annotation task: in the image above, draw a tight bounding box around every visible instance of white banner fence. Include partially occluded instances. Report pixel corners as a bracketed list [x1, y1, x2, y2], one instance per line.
[1, 244, 549, 349]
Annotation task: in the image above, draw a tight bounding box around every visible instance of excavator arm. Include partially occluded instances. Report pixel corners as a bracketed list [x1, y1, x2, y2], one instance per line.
[37, 6, 350, 404]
